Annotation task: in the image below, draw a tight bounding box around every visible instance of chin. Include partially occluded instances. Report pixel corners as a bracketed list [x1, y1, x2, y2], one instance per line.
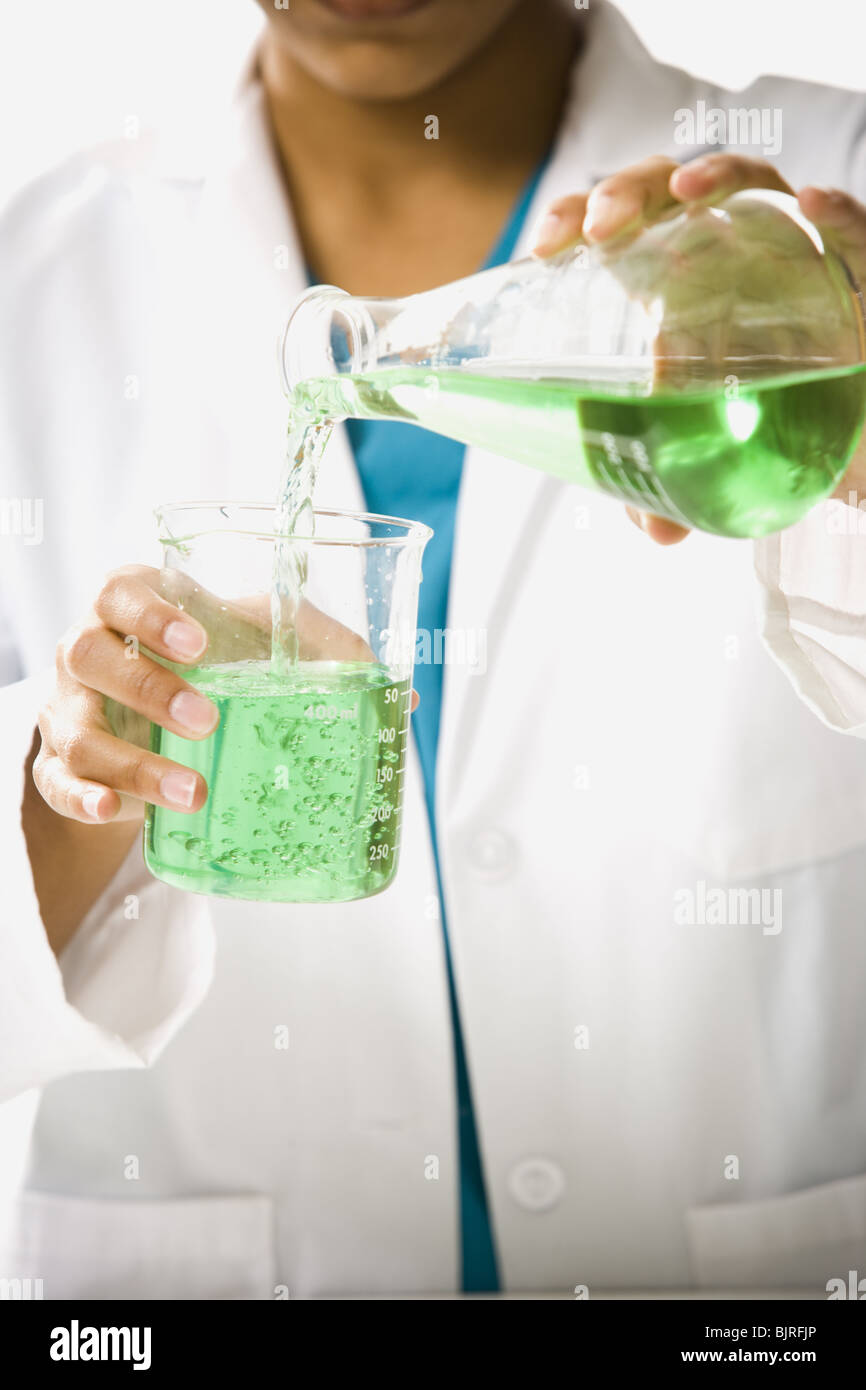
[303, 42, 461, 100]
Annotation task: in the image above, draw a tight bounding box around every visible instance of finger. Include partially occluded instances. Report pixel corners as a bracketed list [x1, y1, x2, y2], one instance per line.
[47, 719, 208, 815]
[297, 600, 375, 663]
[34, 758, 121, 824]
[410, 689, 419, 714]
[625, 506, 691, 545]
[162, 575, 270, 663]
[38, 697, 143, 821]
[100, 566, 273, 665]
[583, 155, 681, 243]
[670, 153, 793, 204]
[233, 593, 376, 664]
[60, 625, 219, 739]
[530, 193, 589, 257]
[32, 737, 122, 824]
[798, 186, 866, 290]
[94, 566, 209, 664]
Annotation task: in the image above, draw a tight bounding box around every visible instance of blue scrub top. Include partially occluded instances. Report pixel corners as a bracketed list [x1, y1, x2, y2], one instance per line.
[346, 162, 547, 1292]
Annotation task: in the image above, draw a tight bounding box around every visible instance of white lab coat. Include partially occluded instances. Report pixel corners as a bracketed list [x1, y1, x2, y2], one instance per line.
[2, 2, 866, 1299]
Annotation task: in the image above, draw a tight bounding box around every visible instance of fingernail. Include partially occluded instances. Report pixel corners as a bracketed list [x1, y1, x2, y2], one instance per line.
[168, 690, 218, 735]
[164, 619, 207, 660]
[82, 788, 108, 820]
[160, 769, 199, 810]
[531, 211, 563, 254]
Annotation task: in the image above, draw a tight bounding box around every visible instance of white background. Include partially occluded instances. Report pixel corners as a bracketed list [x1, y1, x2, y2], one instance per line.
[0, 0, 864, 205]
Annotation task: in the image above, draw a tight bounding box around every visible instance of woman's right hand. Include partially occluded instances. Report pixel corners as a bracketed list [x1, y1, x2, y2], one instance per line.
[33, 565, 219, 826]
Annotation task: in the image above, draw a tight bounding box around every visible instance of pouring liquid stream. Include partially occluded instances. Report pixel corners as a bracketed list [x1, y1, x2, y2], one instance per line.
[271, 407, 333, 675]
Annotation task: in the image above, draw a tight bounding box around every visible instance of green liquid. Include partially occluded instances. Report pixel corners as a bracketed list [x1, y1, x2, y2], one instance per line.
[296, 364, 866, 537]
[144, 660, 410, 903]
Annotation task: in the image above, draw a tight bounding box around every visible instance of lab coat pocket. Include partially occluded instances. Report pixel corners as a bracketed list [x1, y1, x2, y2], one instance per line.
[0, 1190, 276, 1300]
[686, 1172, 866, 1291]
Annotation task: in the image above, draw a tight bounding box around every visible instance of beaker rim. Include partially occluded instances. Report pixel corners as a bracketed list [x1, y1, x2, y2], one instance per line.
[155, 501, 433, 549]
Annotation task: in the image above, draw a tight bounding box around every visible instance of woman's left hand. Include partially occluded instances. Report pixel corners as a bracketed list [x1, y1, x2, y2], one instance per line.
[531, 153, 866, 545]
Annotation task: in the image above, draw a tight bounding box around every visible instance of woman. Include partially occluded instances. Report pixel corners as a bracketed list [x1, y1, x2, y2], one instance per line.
[2, 0, 866, 1298]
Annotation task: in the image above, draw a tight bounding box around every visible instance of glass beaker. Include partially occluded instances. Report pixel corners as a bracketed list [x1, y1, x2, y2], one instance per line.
[143, 503, 431, 904]
[280, 190, 866, 538]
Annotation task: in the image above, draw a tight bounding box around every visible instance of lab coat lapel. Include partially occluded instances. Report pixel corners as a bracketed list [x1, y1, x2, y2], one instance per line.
[181, 79, 362, 514]
[437, 0, 716, 813]
[434, 52, 601, 813]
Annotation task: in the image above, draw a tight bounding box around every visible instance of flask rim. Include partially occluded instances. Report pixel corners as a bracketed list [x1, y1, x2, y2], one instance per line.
[279, 285, 378, 395]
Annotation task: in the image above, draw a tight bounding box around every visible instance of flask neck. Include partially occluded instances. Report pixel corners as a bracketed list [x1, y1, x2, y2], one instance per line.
[278, 258, 546, 395]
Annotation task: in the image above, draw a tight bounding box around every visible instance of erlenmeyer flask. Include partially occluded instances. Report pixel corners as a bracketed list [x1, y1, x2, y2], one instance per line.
[280, 190, 866, 538]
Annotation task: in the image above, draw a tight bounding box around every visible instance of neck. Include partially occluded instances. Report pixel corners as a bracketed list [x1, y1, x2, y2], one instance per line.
[260, 1, 580, 191]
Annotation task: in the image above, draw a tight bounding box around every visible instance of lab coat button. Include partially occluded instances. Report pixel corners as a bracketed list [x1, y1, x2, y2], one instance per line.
[468, 829, 514, 879]
[508, 1158, 565, 1212]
